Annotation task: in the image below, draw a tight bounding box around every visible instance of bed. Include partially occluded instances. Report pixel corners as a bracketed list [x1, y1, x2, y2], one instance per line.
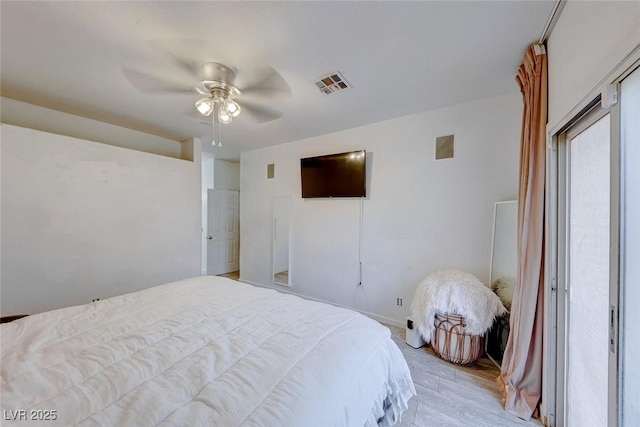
[1, 276, 415, 426]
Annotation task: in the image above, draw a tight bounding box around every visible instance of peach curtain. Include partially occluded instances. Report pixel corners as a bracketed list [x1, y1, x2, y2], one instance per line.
[497, 43, 547, 420]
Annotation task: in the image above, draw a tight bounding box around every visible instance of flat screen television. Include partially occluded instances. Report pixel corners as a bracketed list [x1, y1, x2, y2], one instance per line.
[300, 150, 366, 198]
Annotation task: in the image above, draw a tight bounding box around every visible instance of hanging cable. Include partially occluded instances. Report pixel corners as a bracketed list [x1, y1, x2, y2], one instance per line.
[358, 196, 364, 286]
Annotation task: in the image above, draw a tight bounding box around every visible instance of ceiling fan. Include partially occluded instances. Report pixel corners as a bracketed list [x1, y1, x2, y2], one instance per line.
[194, 62, 242, 124]
[122, 60, 291, 125]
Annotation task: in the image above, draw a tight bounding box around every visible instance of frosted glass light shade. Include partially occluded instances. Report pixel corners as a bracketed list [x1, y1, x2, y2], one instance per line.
[225, 99, 241, 117]
[195, 98, 213, 116]
[218, 107, 232, 124]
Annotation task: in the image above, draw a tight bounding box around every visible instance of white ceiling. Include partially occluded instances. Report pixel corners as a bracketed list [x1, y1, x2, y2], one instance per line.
[1, 1, 554, 159]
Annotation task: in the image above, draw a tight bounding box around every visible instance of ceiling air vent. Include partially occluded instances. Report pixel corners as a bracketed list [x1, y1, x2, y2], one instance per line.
[313, 71, 351, 95]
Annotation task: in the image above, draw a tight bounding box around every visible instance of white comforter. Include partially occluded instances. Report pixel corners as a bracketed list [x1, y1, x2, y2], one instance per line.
[1, 276, 415, 426]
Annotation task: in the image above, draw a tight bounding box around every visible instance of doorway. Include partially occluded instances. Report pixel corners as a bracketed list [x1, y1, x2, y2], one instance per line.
[207, 189, 239, 276]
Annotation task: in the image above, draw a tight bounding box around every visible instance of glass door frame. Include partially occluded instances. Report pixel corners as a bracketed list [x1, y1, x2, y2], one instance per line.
[616, 62, 640, 427]
[547, 65, 639, 425]
[545, 47, 640, 426]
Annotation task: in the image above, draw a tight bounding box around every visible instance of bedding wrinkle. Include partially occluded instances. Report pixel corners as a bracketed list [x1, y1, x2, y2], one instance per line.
[155, 298, 324, 426]
[81, 297, 288, 425]
[173, 302, 337, 425]
[3, 279, 245, 359]
[2, 285, 268, 383]
[237, 309, 360, 426]
[4, 283, 275, 423]
[89, 292, 309, 425]
[2, 277, 415, 427]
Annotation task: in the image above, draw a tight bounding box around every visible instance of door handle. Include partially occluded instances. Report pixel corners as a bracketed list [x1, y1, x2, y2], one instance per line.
[208, 236, 213, 240]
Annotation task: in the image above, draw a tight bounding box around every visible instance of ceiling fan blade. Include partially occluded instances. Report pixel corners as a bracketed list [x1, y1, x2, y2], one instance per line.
[185, 107, 210, 122]
[238, 67, 292, 98]
[145, 39, 206, 80]
[167, 57, 201, 80]
[241, 100, 282, 123]
[122, 67, 194, 94]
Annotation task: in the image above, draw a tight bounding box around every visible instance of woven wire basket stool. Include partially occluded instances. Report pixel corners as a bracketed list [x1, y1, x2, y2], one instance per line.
[431, 313, 484, 365]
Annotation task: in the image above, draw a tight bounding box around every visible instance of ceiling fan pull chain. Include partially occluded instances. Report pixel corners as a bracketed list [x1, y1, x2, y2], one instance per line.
[217, 107, 223, 147]
[211, 105, 216, 146]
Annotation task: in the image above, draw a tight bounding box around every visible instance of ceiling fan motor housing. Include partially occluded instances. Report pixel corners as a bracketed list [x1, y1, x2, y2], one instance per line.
[201, 62, 241, 98]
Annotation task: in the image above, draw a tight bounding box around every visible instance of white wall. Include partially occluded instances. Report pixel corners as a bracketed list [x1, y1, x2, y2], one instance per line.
[273, 197, 291, 274]
[0, 129, 2, 293]
[214, 159, 240, 191]
[1, 124, 201, 315]
[547, 1, 640, 129]
[201, 152, 214, 274]
[240, 92, 521, 325]
[0, 97, 185, 159]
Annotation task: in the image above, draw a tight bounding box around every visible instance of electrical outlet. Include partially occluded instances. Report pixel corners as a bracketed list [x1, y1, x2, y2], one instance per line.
[91, 298, 100, 303]
[396, 298, 403, 306]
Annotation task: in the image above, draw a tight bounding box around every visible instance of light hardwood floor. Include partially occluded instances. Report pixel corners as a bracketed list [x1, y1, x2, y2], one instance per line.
[218, 270, 240, 280]
[274, 270, 289, 284]
[384, 324, 540, 427]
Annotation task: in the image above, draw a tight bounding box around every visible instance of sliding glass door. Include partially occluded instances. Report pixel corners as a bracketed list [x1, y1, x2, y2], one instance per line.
[619, 66, 640, 427]
[560, 109, 611, 427]
[554, 63, 640, 427]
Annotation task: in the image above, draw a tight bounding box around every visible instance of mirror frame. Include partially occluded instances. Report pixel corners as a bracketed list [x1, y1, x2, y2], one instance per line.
[486, 199, 518, 367]
[489, 200, 518, 291]
[272, 196, 292, 287]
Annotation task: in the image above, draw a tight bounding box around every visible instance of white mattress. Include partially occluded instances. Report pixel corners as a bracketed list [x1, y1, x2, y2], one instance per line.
[1, 276, 415, 426]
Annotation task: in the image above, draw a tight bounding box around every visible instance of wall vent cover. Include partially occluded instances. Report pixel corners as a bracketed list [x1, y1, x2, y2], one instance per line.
[313, 71, 351, 95]
[435, 135, 454, 160]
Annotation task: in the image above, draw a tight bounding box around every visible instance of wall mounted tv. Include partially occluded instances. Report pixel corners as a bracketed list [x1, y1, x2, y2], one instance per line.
[300, 150, 366, 198]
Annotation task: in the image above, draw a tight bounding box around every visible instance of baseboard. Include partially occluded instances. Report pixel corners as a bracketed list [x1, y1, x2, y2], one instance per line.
[239, 279, 405, 329]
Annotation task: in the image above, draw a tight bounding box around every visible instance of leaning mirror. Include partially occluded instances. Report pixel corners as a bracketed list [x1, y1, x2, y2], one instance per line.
[272, 196, 291, 286]
[486, 200, 517, 366]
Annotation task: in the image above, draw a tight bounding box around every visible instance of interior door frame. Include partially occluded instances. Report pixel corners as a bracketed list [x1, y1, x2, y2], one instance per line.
[206, 189, 239, 276]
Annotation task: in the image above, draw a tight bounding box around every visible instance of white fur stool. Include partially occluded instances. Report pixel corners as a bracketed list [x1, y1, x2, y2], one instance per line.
[410, 270, 506, 365]
[432, 313, 484, 365]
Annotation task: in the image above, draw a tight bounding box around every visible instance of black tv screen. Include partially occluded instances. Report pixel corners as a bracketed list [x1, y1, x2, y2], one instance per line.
[301, 150, 366, 198]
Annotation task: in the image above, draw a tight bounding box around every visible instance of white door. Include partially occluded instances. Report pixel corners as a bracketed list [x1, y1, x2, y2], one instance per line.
[207, 189, 239, 275]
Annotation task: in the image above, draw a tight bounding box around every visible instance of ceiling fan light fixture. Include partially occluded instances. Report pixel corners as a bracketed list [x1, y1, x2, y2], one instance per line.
[218, 107, 232, 124]
[195, 98, 213, 116]
[225, 99, 241, 117]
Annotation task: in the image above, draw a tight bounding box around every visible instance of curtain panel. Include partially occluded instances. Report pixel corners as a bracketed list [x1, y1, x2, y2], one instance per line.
[497, 43, 547, 421]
